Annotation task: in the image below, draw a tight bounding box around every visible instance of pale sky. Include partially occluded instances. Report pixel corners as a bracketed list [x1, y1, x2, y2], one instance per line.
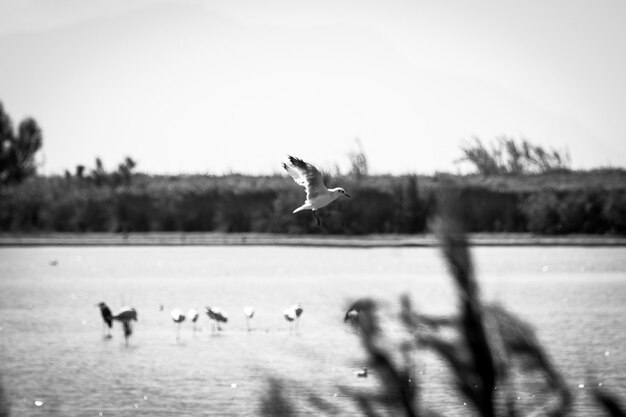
[0, 0, 625, 175]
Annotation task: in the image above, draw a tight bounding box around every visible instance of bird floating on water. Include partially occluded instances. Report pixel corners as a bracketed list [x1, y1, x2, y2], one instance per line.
[283, 155, 350, 226]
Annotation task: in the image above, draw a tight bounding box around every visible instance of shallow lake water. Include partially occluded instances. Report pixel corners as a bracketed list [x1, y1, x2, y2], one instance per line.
[0, 245, 625, 416]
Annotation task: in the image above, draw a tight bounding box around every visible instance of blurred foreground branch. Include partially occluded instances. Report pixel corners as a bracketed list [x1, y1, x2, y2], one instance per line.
[257, 186, 626, 416]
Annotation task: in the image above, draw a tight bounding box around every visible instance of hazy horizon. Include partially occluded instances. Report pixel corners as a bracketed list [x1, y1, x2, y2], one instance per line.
[1, 0, 625, 176]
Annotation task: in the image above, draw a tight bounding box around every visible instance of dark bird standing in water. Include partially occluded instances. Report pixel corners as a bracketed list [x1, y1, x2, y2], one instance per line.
[205, 306, 228, 331]
[111, 306, 138, 346]
[97, 302, 113, 338]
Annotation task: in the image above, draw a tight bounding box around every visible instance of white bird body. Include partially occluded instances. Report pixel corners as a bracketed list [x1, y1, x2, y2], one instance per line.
[283, 156, 349, 224]
[171, 309, 186, 343]
[243, 306, 255, 319]
[346, 309, 359, 320]
[171, 309, 186, 323]
[243, 306, 255, 331]
[293, 192, 341, 213]
[284, 303, 303, 333]
[283, 307, 296, 322]
[186, 308, 200, 333]
[187, 308, 199, 323]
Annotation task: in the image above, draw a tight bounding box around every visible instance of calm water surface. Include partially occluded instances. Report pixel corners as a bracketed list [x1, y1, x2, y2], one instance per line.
[1, 246, 625, 416]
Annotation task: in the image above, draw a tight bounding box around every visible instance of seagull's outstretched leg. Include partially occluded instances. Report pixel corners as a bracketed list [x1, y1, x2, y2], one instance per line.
[312, 210, 321, 227]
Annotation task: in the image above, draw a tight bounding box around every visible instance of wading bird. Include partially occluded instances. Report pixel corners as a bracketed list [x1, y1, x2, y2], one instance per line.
[111, 306, 137, 346]
[171, 309, 186, 343]
[205, 306, 228, 331]
[283, 156, 350, 226]
[97, 302, 113, 338]
[187, 308, 199, 332]
[243, 306, 255, 331]
[283, 303, 303, 333]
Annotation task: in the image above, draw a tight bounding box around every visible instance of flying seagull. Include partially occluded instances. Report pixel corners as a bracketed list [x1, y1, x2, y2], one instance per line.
[283, 155, 350, 226]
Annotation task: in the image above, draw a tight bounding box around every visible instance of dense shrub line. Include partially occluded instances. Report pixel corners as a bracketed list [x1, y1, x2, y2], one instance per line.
[1, 172, 625, 235]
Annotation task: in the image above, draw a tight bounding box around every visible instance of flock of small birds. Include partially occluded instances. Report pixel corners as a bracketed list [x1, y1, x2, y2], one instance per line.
[96, 300, 372, 346]
[96, 301, 368, 379]
[96, 302, 306, 343]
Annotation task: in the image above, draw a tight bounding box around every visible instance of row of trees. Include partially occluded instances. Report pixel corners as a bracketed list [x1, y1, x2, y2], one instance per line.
[0, 102, 43, 185]
[1, 101, 139, 189]
[0, 100, 575, 189]
[65, 156, 138, 187]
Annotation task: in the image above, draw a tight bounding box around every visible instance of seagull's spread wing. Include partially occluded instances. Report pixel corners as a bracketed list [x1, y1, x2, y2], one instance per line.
[283, 156, 326, 200]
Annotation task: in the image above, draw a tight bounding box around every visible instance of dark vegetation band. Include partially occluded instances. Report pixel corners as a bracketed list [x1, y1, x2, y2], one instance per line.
[1, 171, 625, 235]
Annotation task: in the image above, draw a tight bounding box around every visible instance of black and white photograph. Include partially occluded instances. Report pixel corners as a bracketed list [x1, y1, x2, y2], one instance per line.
[1, 1, 625, 416]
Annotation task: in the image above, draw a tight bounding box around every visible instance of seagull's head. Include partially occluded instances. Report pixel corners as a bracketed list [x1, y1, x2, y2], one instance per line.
[331, 187, 351, 198]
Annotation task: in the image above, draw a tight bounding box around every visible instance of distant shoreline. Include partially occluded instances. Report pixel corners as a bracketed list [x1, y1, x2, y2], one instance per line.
[1, 232, 625, 248]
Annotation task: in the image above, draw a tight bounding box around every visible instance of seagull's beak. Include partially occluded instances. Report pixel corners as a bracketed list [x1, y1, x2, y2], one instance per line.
[345, 193, 351, 198]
